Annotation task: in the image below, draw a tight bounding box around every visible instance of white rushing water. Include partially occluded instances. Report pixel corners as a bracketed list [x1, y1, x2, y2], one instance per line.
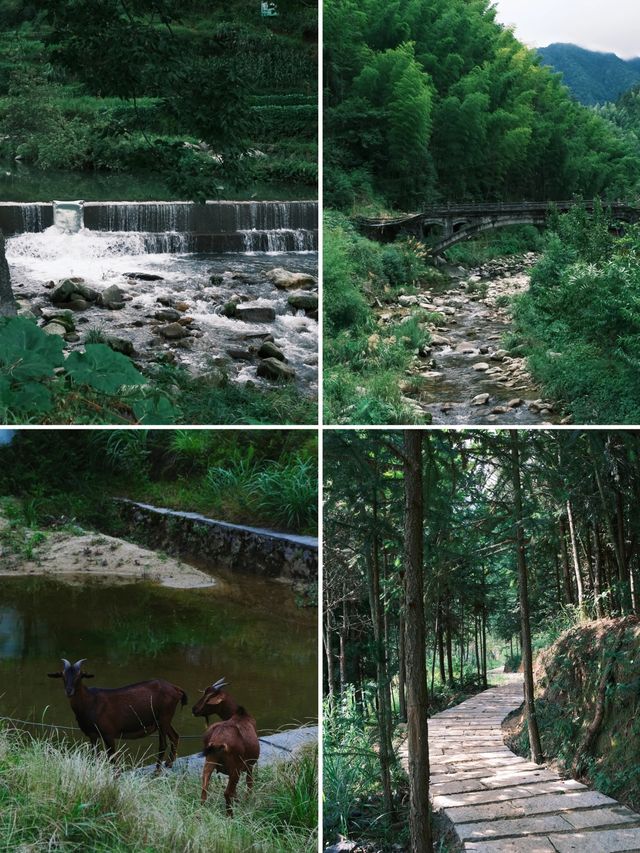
[6, 225, 318, 395]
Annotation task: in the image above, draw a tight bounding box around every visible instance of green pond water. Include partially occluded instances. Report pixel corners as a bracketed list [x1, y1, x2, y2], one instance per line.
[0, 162, 315, 202]
[0, 575, 317, 764]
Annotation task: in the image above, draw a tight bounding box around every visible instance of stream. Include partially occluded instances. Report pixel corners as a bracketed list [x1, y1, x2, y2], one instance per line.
[5, 201, 318, 396]
[389, 255, 564, 425]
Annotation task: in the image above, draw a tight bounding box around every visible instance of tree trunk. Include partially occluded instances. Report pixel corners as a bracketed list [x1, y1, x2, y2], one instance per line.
[0, 232, 16, 317]
[509, 431, 544, 765]
[592, 526, 604, 619]
[559, 518, 574, 605]
[566, 500, 585, 612]
[398, 611, 407, 722]
[323, 618, 335, 700]
[403, 430, 432, 853]
[445, 612, 454, 685]
[437, 604, 446, 685]
[366, 492, 395, 822]
[339, 594, 348, 692]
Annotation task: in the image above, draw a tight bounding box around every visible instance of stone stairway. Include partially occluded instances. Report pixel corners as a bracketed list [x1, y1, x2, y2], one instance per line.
[403, 675, 640, 852]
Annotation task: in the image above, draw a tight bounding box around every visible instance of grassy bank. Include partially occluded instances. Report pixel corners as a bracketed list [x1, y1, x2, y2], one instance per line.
[504, 617, 640, 812]
[323, 210, 445, 425]
[0, 317, 317, 427]
[511, 206, 640, 423]
[0, 727, 317, 853]
[0, 430, 318, 536]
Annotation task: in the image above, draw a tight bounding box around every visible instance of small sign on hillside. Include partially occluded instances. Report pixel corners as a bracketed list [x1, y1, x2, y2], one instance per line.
[261, 1, 278, 16]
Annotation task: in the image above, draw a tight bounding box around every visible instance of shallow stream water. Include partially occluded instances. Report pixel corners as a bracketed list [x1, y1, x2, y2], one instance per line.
[0, 574, 317, 763]
[7, 228, 318, 394]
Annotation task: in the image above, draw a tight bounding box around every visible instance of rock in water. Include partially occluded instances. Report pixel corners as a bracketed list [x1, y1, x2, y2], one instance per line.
[257, 357, 295, 381]
[258, 341, 286, 361]
[123, 272, 164, 281]
[236, 305, 276, 323]
[99, 285, 125, 310]
[288, 293, 318, 311]
[106, 336, 135, 356]
[471, 393, 491, 406]
[159, 322, 188, 340]
[266, 268, 316, 289]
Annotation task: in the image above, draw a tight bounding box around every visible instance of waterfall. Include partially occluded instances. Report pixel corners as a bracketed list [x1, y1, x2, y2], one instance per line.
[1, 200, 318, 253]
[53, 200, 84, 233]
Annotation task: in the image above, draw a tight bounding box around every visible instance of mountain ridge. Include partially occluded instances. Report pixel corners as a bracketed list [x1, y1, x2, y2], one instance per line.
[537, 42, 640, 105]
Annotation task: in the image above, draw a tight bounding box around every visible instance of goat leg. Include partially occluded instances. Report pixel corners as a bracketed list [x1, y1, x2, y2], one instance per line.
[224, 768, 241, 816]
[166, 724, 179, 768]
[201, 759, 215, 804]
[156, 729, 167, 771]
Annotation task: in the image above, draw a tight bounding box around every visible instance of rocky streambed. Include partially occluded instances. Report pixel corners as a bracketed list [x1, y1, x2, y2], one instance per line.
[381, 254, 568, 425]
[6, 229, 318, 395]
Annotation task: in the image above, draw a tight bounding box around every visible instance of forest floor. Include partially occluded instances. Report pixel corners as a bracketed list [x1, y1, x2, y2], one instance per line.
[421, 675, 640, 852]
[0, 513, 216, 588]
[392, 255, 565, 425]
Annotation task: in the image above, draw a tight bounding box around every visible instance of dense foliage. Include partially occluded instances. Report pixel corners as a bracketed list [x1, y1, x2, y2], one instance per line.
[0, 0, 317, 195]
[0, 428, 318, 534]
[323, 211, 446, 425]
[538, 43, 640, 107]
[325, 0, 639, 210]
[324, 429, 640, 847]
[512, 205, 640, 423]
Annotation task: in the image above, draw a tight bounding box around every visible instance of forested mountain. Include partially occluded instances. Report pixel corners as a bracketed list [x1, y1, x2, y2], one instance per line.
[538, 43, 640, 106]
[325, 0, 640, 209]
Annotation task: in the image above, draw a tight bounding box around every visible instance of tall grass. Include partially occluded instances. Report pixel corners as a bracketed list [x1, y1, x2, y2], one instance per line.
[0, 727, 316, 852]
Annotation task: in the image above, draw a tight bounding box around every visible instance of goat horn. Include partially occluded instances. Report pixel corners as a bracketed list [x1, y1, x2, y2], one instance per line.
[74, 658, 87, 669]
[61, 658, 71, 669]
[211, 677, 227, 689]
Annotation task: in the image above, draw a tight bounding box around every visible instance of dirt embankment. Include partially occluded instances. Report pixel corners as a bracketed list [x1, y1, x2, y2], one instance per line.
[0, 517, 217, 589]
[503, 617, 640, 809]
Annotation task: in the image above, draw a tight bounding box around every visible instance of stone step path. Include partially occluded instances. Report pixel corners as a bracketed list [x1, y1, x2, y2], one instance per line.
[403, 675, 640, 852]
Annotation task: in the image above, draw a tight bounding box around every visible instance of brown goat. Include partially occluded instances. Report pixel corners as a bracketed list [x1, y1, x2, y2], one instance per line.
[192, 677, 260, 813]
[48, 658, 187, 769]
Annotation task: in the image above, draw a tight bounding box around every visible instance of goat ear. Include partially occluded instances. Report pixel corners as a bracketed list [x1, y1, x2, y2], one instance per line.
[81, 672, 94, 679]
[208, 694, 224, 705]
[47, 672, 63, 678]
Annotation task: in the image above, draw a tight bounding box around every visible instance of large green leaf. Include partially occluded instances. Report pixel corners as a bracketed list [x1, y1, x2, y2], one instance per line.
[65, 344, 146, 395]
[132, 395, 178, 425]
[0, 318, 64, 381]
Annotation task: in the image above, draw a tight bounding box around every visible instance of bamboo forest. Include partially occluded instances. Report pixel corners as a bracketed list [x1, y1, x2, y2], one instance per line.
[324, 429, 640, 852]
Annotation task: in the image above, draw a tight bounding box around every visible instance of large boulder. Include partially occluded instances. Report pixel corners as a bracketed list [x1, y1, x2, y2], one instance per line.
[257, 357, 295, 382]
[266, 268, 316, 290]
[288, 292, 318, 312]
[98, 284, 125, 310]
[258, 341, 286, 361]
[236, 305, 276, 323]
[159, 322, 188, 340]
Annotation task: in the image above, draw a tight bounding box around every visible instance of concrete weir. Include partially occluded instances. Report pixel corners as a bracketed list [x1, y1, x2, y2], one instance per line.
[401, 674, 640, 852]
[114, 499, 318, 584]
[0, 200, 319, 251]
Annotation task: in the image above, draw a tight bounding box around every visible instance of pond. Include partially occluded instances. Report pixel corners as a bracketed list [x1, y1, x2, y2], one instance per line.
[0, 575, 317, 765]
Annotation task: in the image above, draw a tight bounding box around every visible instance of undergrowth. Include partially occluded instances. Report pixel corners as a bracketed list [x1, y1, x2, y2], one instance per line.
[0, 727, 317, 853]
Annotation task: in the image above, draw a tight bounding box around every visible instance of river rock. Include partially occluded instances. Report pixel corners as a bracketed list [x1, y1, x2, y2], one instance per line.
[398, 294, 418, 306]
[222, 301, 238, 317]
[159, 322, 188, 340]
[471, 393, 490, 406]
[42, 322, 67, 336]
[456, 342, 478, 354]
[123, 272, 164, 281]
[430, 334, 450, 346]
[266, 268, 316, 289]
[257, 357, 295, 381]
[99, 285, 125, 310]
[44, 311, 75, 333]
[508, 398, 524, 408]
[106, 336, 135, 357]
[258, 341, 286, 361]
[473, 362, 489, 371]
[226, 348, 254, 361]
[236, 305, 276, 323]
[155, 309, 181, 322]
[491, 406, 509, 415]
[288, 293, 318, 312]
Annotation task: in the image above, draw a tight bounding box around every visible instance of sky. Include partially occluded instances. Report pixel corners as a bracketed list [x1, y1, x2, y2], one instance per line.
[492, 0, 640, 59]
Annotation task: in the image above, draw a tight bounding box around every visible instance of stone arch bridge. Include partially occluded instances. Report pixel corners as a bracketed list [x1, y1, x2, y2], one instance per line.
[357, 201, 640, 255]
